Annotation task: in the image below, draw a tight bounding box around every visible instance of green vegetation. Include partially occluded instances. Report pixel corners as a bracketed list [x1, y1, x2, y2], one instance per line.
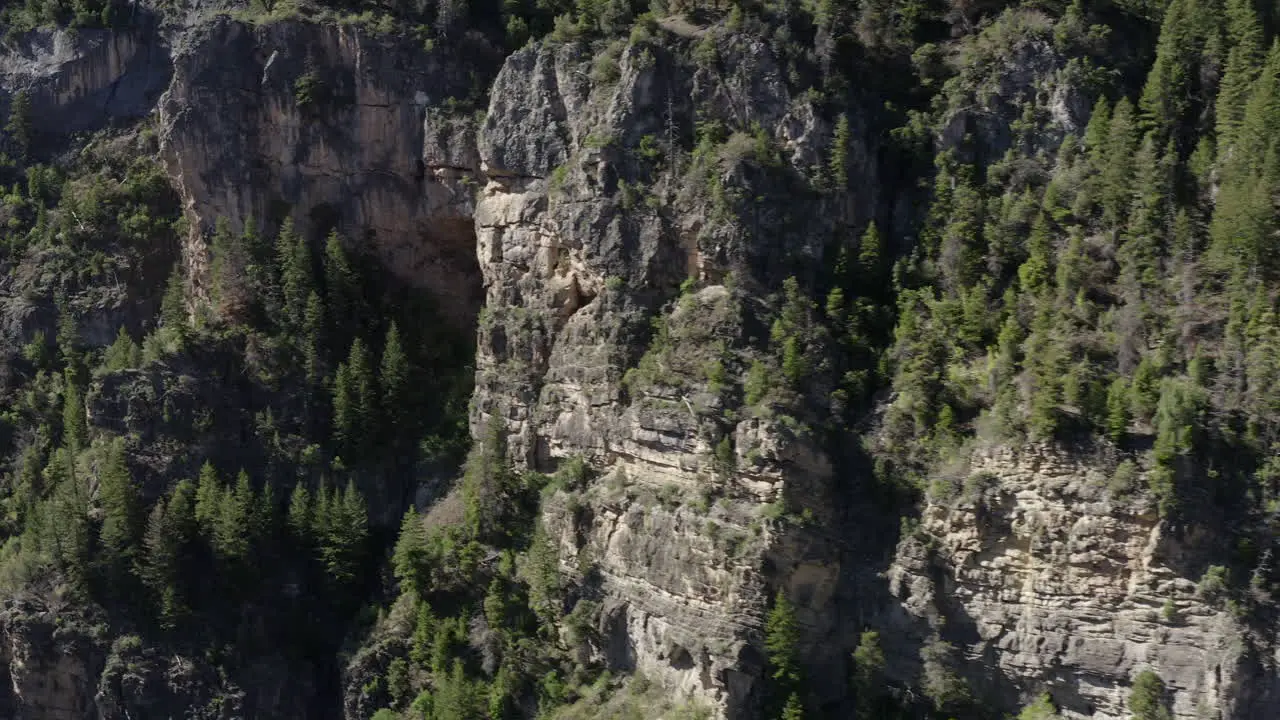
[1130, 670, 1173, 720]
[3, 0, 1280, 714]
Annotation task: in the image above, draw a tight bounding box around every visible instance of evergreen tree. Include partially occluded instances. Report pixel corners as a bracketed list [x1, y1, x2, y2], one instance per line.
[393, 507, 429, 595]
[1138, 0, 1196, 136]
[140, 479, 196, 628]
[6, 89, 32, 159]
[194, 461, 222, 538]
[160, 268, 187, 336]
[380, 321, 412, 445]
[858, 221, 882, 281]
[210, 217, 252, 318]
[213, 469, 250, 563]
[61, 369, 86, 452]
[323, 231, 362, 350]
[287, 481, 313, 544]
[303, 291, 325, 385]
[1019, 694, 1062, 720]
[333, 338, 376, 459]
[852, 630, 885, 717]
[44, 449, 90, 594]
[276, 218, 312, 333]
[765, 590, 801, 691]
[1083, 97, 1111, 168]
[98, 438, 139, 568]
[779, 693, 804, 720]
[829, 114, 851, 189]
[350, 337, 376, 442]
[1101, 98, 1138, 227]
[102, 326, 141, 372]
[1215, 0, 1264, 154]
[321, 480, 368, 588]
[332, 359, 357, 459]
[1234, 40, 1280, 176]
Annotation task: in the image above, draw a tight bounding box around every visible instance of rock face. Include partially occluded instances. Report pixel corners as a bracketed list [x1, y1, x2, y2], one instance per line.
[6, 10, 1280, 720]
[885, 444, 1280, 719]
[158, 18, 499, 329]
[471, 33, 871, 717]
[0, 600, 101, 720]
[0, 19, 172, 145]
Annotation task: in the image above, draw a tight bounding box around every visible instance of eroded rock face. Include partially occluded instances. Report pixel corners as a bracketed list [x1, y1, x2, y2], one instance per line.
[0, 20, 172, 146]
[885, 444, 1280, 719]
[158, 18, 498, 329]
[472, 34, 873, 717]
[0, 601, 102, 720]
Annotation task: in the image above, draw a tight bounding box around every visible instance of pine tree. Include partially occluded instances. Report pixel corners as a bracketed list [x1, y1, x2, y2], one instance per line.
[321, 480, 368, 588]
[829, 114, 851, 189]
[852, 630, 885, 717]
[765, 590, 801, 690]
[288, 482, 313, 544]
[1233, 41, 1280, 177]
[303, 291, 325, 385]
[276, 218, 312, 334]
[1024, 306, 1063, 439]
[210, 217, 252, 318]
[1215, 0, 1264, 154]
[98, 438, 139, 567]
[140, 501, 173, 607]
[332, 339, 377, 459]
[44, 449, 90, 594]
[140, 480, 196, 628]
[1019, 694, 1061, 720]
[1101, 98, 1138, 227]
[213, 469, 250, 563]
[324, 231, 362, 350]
[102, 326, 141, 372]
[160, 268, 186, 336]
[938, 169, 984, 292]
[858, 222, 882, 281]
[61, 369, 86, 452]
[349, 337, 377, 457]
[1083, 97, 1111, 168]
[1018, 213, 1053, 297]
[6, 90, 31, 159]
[380, 321, 412, 445]
[332, 359, 356, 459]
[1107, 377, 1131, 441]
[194, 461, 222, 538]
[393, 507, 429, 595]
[1138, 0, 1196, 136]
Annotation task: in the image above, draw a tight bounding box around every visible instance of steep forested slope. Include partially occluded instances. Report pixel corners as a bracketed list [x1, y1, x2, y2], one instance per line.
[0, 0, 1277, 719]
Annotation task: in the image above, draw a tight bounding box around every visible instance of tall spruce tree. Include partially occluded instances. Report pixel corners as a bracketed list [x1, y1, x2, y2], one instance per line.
[380, 321, 411, 445]
[98, 439, 139, 569]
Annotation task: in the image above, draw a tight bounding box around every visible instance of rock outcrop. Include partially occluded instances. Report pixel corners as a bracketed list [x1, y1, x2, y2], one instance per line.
[885, 444, 1280, 719]
[4, 8, 1280, 720]
[0, 19, 171, 146]
[471, 31, 872, 716]
[158, 17, 499, 329]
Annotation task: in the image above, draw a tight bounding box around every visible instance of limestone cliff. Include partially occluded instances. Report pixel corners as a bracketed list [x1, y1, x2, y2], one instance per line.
[471, 30, 871, 716]
[884, 444, 1280, 720]
[158, 17, 495, 329]
[2, 6, 1280, 720]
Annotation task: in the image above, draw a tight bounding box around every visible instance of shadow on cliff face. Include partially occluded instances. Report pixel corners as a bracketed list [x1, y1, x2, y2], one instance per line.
[0, 9, 172, 159]
[159, 16, 500, 335]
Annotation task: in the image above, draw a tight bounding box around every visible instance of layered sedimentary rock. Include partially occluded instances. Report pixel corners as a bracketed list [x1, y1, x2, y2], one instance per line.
[885, 444, 1280, 719]
[4, 8, 1280, 720]
[470, 33, 870, 716]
